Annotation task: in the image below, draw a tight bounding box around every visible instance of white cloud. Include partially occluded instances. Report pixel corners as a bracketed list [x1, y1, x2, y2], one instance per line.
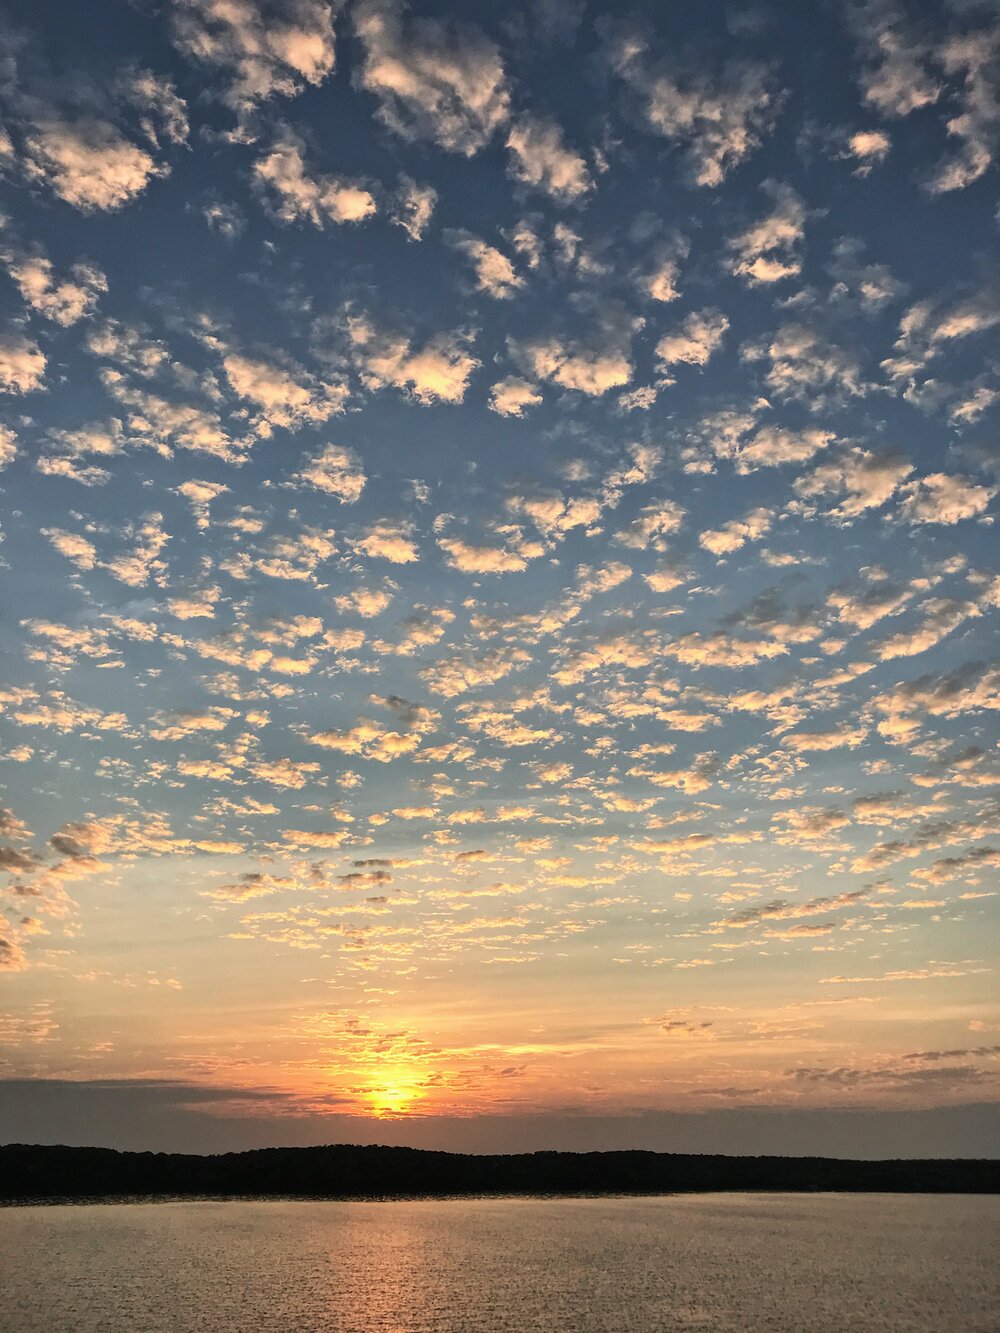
[514, 307, 638, 395]
[614, 501, 685, 550]
[730, 425, 835, 473]
[0, 425, 16, 469]
[793, 447, 913, 521]
[437, 536, 532, 574]
[41, 528, 98, 571]
[883, 290, 1000, 381]
[505, 114, 592, 203]
[176, 478, 229, 528]
[655, 309, 728, 367]
[609, 31, 779, 186]
[925, 30, 1000, 193]
[851, 3, 998, 193]
[898, 473, 993, 525]
[202, 198, 246, 239]
[349, 315, 479, 404]
[171, 0, 338, 112]
[742, 322, 865, 406]
[421, 646, 528, 697]
[699, 506, 772, 555]
[1, 247, 107, 326]
[517, 335, 632, 394]
[488, 376, 542, 417]
[24, 119, 165, 212]
[253, 128, 376, 226]
[119, 66, 190, 146]
[727, 182, 805, 285]
[874, 597, 980, 661]
[391, 176, 437, 240]
[853, 0, 941, 117]
[449, 233, 523, 299]
[351, 519, 419, 563]
[222, 350, 347, 432]
[846, 129, 891, 174]
[292, 442, 366, 501]
[0, 333, 46, 394]
[353, 0, 510, 155]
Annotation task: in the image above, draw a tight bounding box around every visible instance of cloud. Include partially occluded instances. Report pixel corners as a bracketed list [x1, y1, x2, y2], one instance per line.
[782, 725, 868, 752]
[924, 29, 1000, 194]
[655, 309, 728, 367]
[0, 333, 46, 394]
[437, 531, 540, 574]
[628, 752, 720, 794]
[202, 197, 246, 239]
[223, 350, 347, 433]
[699, 506, 772, 555]
[421, 647, 528, 697]
[253, 128, 376, 226]
[102, 513, 171, 587]
[506, 492, 605, 542]
[608, 29, 779, 185]
[105, 382, 245, 462]
[334, 581, 396, 618]
[727, 182, 806, 285]
[852, 0, 941, 117]
[853, 5, 999, 193]
[41, 528, 97, 571]
[171, 0, 338, 113]
[514, 337, 632, 395]
[872, 662, 1000, 739]
[742, 322, 865, 406]
[349, 315, 479, 404]
[614, 501, 685, 550]
[793, 447, 913, 521]
[308, 720, 423, 762]
[448, 233, 524, 299]
[873, 597, 980, 662]
[505, 114, 592, 204]
[0, 245, 107, 326]
[713, 889, 868, 931]
[246, 756, 320, 789]
[488, 376, 542, 418]
[882, 290, 1000, 381]
[732, 426, 835, 473]
[0, 425, 16, 469]
[0, 937, 28, 971]
[24, 119, 165, 211]
[291, 442, 366, 501]
[513, 306, 638, 395]
[350, 519, 419, 563]
[898, 473, 993, 525]
[119, 66, 190, 146]
[391, 176, 436, 240]
[353, 0, 510, 155]
[176, 479, 228, 528]
[845, 128, 891, 173]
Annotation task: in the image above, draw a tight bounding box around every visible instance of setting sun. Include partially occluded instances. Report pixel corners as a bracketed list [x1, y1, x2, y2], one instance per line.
[368, 1071, 426, 1118]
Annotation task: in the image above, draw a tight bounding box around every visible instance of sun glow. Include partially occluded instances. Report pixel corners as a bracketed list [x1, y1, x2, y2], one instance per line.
[368, 1072, 425, 1118]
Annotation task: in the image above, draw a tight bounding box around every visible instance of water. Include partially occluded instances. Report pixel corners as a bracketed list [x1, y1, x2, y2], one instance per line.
[1, 1193, 996, 1331]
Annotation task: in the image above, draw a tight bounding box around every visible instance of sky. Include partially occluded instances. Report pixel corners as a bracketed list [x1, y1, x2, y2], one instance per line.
[0, 0, 998, 1158]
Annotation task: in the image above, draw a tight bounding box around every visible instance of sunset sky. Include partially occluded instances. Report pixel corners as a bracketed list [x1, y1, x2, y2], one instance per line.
[0, 0, 998, 1156]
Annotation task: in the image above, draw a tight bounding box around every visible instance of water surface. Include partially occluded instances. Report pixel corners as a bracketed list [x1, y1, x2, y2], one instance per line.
[2, 1192, 997, 1331]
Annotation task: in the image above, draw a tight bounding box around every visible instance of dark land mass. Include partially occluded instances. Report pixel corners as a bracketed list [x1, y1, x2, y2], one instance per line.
[2, 1143, 997, 1202]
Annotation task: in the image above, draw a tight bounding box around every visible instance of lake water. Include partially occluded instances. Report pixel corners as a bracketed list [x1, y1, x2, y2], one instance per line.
[1, 1193, 997, 1331]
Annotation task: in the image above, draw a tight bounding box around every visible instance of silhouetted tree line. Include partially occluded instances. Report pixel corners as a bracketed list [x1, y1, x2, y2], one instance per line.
[1, 1143, 996, 1202]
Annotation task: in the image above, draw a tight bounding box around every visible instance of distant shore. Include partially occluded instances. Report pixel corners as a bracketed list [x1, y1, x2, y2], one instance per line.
[3, 1143, 997, 1202]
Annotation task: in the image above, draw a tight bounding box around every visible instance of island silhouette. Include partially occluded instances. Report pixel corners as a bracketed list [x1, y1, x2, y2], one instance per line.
[2, 1143, 996, 1202]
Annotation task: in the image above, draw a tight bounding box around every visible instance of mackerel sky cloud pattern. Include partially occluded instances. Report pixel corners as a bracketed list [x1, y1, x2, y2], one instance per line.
[0, 0, 997, 1138]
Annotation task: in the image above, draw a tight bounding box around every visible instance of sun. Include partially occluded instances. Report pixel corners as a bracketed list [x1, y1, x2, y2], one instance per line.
[369, 1074, 424, 1118]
